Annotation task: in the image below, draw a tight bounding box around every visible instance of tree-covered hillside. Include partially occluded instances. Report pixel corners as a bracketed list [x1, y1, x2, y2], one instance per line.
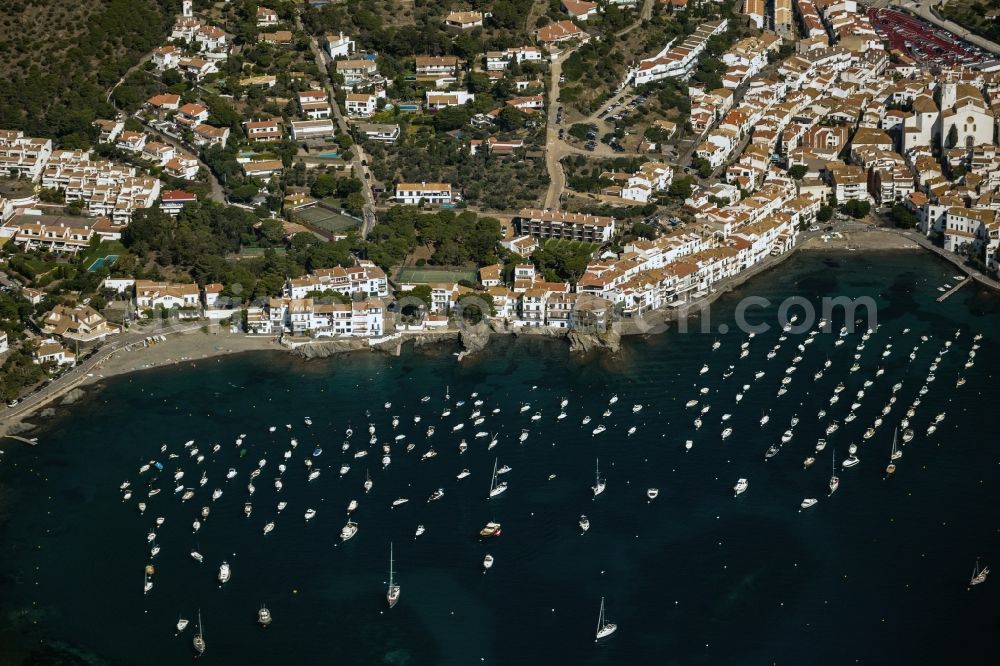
[0, 0, 174, 145]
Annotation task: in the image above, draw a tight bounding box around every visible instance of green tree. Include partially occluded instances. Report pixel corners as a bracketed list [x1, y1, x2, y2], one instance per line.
[692, 156, 712, 178]
[788, 165, 808, 180]
[668, 176, 694, 200]
[840, 200, 871, 219]
[495, 106, 526, 132]
[889, 204, 917, 228]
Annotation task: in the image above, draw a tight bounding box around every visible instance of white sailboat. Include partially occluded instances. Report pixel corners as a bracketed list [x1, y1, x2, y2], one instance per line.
[386, 543, 400, 608]
[970, 558, 989, 586]
[192, 609, 205, 655]
[595, 597, 617, 641]
[592, 458, 606, 497]
[886, 428, 899, 476]
[829, 450, 840, 495]
[488, 458, 507, 498]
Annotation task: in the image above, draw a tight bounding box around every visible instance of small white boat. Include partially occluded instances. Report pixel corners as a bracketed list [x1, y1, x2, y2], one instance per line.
[457, 469, 471, 479]
[483, 554, 494, 570]
[579, 515, 590, 532]
[646, 488, 659, 500]
[685, 399, 698, 408]
[340, 521, 358, 541]
[800, 498, 818, 509]
[415, 525, 425, 537]
[632, 404, 643, 413]
[842, 456, 860, 468]
[592, 425, 607, 436]
[218, 562, 231, 583]
[263, 522, 274, 535]
[347, 499, 358, 512]
[305, 508, 316, 521]
[392, 498, 409, 507]
[733, 478, 748, 496]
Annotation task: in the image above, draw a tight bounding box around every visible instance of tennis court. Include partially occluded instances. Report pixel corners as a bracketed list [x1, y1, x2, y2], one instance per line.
[396, 266, 478, 284]
[297, 206, 361, 234]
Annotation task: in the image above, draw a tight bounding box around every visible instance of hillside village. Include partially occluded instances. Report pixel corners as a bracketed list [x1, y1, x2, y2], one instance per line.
[2, 0, 1000, 401]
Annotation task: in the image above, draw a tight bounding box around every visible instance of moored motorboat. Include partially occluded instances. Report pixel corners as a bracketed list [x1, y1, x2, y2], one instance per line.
[479, 522, 502, 538]
[733, 478, 748, 496]
[340, 520, 358, 541]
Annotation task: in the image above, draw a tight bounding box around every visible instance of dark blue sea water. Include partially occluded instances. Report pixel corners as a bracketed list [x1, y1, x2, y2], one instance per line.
[1, 251, 998, 665]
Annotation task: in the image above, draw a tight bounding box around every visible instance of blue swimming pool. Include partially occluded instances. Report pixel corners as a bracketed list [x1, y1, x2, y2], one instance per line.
[88, 254, 118, 272]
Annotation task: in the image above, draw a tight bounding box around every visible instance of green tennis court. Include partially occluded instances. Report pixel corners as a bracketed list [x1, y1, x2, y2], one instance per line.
[297, 206, 361, 234]
[396, 266, 478, 284]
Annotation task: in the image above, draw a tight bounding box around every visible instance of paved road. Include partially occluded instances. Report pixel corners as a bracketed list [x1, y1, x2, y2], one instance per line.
[137, 117, 226, 202]
[298, 14, 378, 237]
[1, 323, 203, 432]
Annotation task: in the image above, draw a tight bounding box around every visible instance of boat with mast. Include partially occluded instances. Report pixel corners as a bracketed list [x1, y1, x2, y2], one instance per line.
[386, 543, 400, 608]
[886, 429, 899, 476]
[595, 597, 617, 641]
[192, 609, 205, 655]
[829, 450, 840, 495]
[970, 558, 989, 586]
[488, 458, 507, 498]
[592, 458, 606, 497]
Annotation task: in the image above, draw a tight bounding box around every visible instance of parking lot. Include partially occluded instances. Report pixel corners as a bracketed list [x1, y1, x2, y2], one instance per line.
[868, 8, 990, 67]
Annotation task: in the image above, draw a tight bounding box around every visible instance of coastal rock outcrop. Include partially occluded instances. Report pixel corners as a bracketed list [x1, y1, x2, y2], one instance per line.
[7, 421, 37, 435]
[40, 408, 56, 418]
[568, 327, 622, 354]
[60, 388, 87, 405]
[459, 323, 495, 358]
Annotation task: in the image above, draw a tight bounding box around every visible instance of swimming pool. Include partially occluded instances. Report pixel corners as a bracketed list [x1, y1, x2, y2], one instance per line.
[88, 255, 119, 272]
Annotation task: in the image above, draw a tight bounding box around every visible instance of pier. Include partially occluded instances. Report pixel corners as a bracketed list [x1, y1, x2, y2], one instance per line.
[936, 279, 971, 302]
[2, 435, 37, 446]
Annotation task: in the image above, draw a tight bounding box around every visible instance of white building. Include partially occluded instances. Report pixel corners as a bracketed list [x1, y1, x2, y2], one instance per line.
[395, 182, 453, 205]
[134, 280, 201, 311]
[325, 32, 355, 59]
[0, 130, 53, 181]
[290, 119, 336, 141]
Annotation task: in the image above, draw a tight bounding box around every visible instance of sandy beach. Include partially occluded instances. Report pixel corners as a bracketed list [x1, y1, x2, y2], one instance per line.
[81, 329, 281, 386]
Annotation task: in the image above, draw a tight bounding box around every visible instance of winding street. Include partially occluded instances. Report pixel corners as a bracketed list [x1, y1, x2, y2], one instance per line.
[298, 15, 378, 237]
